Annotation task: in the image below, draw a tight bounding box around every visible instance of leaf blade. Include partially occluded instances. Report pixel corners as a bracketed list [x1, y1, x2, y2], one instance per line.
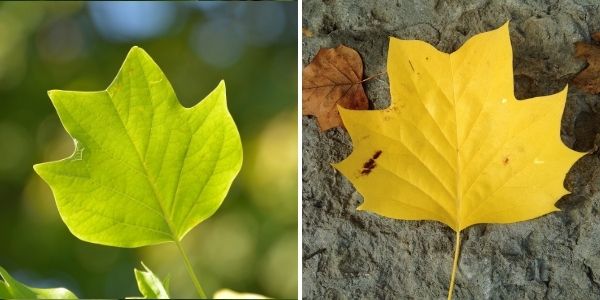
[213, 289, 269, 299]
[0, 266, 77, 299]
[335, 22, 584, 231]
[302, 45, 369, 131]
[133, 262, 169, 299]
[34, 47, 243, 247]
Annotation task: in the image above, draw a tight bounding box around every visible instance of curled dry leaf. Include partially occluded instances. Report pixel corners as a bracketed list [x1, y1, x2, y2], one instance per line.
[573, 32, 600, 94]
[302, 45, 369, 131]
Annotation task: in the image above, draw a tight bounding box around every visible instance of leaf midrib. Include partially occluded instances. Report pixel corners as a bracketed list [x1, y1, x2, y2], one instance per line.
[449, 54, 462, 232]
[105, 90, 179, 241]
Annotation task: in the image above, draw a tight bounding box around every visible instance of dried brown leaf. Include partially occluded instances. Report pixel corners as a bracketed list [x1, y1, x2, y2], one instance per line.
[302, 45, 369, 131]
[573, 34, 600, 94]
[302, 28, 313, 37]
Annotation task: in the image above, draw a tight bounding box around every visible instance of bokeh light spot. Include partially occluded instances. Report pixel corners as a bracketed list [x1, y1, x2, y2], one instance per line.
[88, 1, 176, 42]
[190, 18, 245, 69]
[245, 111, 297, 224]
[260, 233, 297, 297]
[235, 2, 286, 46]
[36, 18, 85, 63]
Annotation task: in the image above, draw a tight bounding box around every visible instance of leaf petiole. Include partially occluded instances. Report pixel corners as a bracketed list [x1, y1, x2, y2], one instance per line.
[175, 240, 207, 299]
[447, 230, 461, 300]
[360, 71, 386, 83]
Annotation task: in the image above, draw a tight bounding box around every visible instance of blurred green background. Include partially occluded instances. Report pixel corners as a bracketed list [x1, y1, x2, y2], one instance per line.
[0, 1, 297, 298]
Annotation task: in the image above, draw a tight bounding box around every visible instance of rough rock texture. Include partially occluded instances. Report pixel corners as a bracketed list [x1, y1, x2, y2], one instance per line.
[302, 1, 600, 299]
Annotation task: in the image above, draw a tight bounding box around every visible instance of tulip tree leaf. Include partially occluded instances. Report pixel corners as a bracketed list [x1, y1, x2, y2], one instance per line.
[132, 262, 169, 299]
[34, 46, 243, 247]
[334, 22, 585, 298]
[334, 23, 584, 232]
[302, 45, 369, 131]
[0, 265, 78, 299]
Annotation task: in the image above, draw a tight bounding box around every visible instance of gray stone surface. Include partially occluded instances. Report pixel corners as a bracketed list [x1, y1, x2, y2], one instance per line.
[302, 1, 600, 299]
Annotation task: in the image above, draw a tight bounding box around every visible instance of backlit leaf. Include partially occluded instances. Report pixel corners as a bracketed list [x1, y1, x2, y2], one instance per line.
[0, 265, 77, 299]
[213, 289, 269, 299]
[132, 262, 169, 299]
[34, 46, 243, 247]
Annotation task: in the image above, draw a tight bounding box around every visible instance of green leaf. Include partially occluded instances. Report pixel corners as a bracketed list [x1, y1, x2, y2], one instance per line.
[213, 289, 269, 299]
[34, 46, 243, 247]
[0, 265, 78, 299]
[161, 275, 171, 294]
[133, 262, 169, 299]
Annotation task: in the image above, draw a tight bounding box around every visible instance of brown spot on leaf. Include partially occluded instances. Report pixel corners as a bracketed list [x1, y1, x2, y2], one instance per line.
[373, 150, 382, 159]
[503, 156, 510, 165]
[360, 150, 383, 175]
[361, 159, 376, 175]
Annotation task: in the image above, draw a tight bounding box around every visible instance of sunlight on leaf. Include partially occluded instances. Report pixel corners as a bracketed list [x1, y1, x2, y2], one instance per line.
[213, 288, 269, 299]
[0, 265, 77, 299]
[34, 46, 243, 248]
[131, 262, 169, 299]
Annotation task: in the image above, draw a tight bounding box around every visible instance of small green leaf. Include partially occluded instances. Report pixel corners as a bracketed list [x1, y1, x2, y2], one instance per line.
[34, 46, 243, 247]
[133, 262, 169, 299]
[0, 265, 77, 299]
[213, 289, 269, 299]
[161, 274, 171, 294]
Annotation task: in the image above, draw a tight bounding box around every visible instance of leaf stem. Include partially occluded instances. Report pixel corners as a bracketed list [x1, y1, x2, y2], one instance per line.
[447, 230, 461, 300]
[175, 240, 207, 299]
[360, 71, 387, 83]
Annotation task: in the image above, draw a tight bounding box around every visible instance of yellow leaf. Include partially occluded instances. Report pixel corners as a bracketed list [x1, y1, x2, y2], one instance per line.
[333, 22, 584, 298]
[334, 22, 582, 231]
